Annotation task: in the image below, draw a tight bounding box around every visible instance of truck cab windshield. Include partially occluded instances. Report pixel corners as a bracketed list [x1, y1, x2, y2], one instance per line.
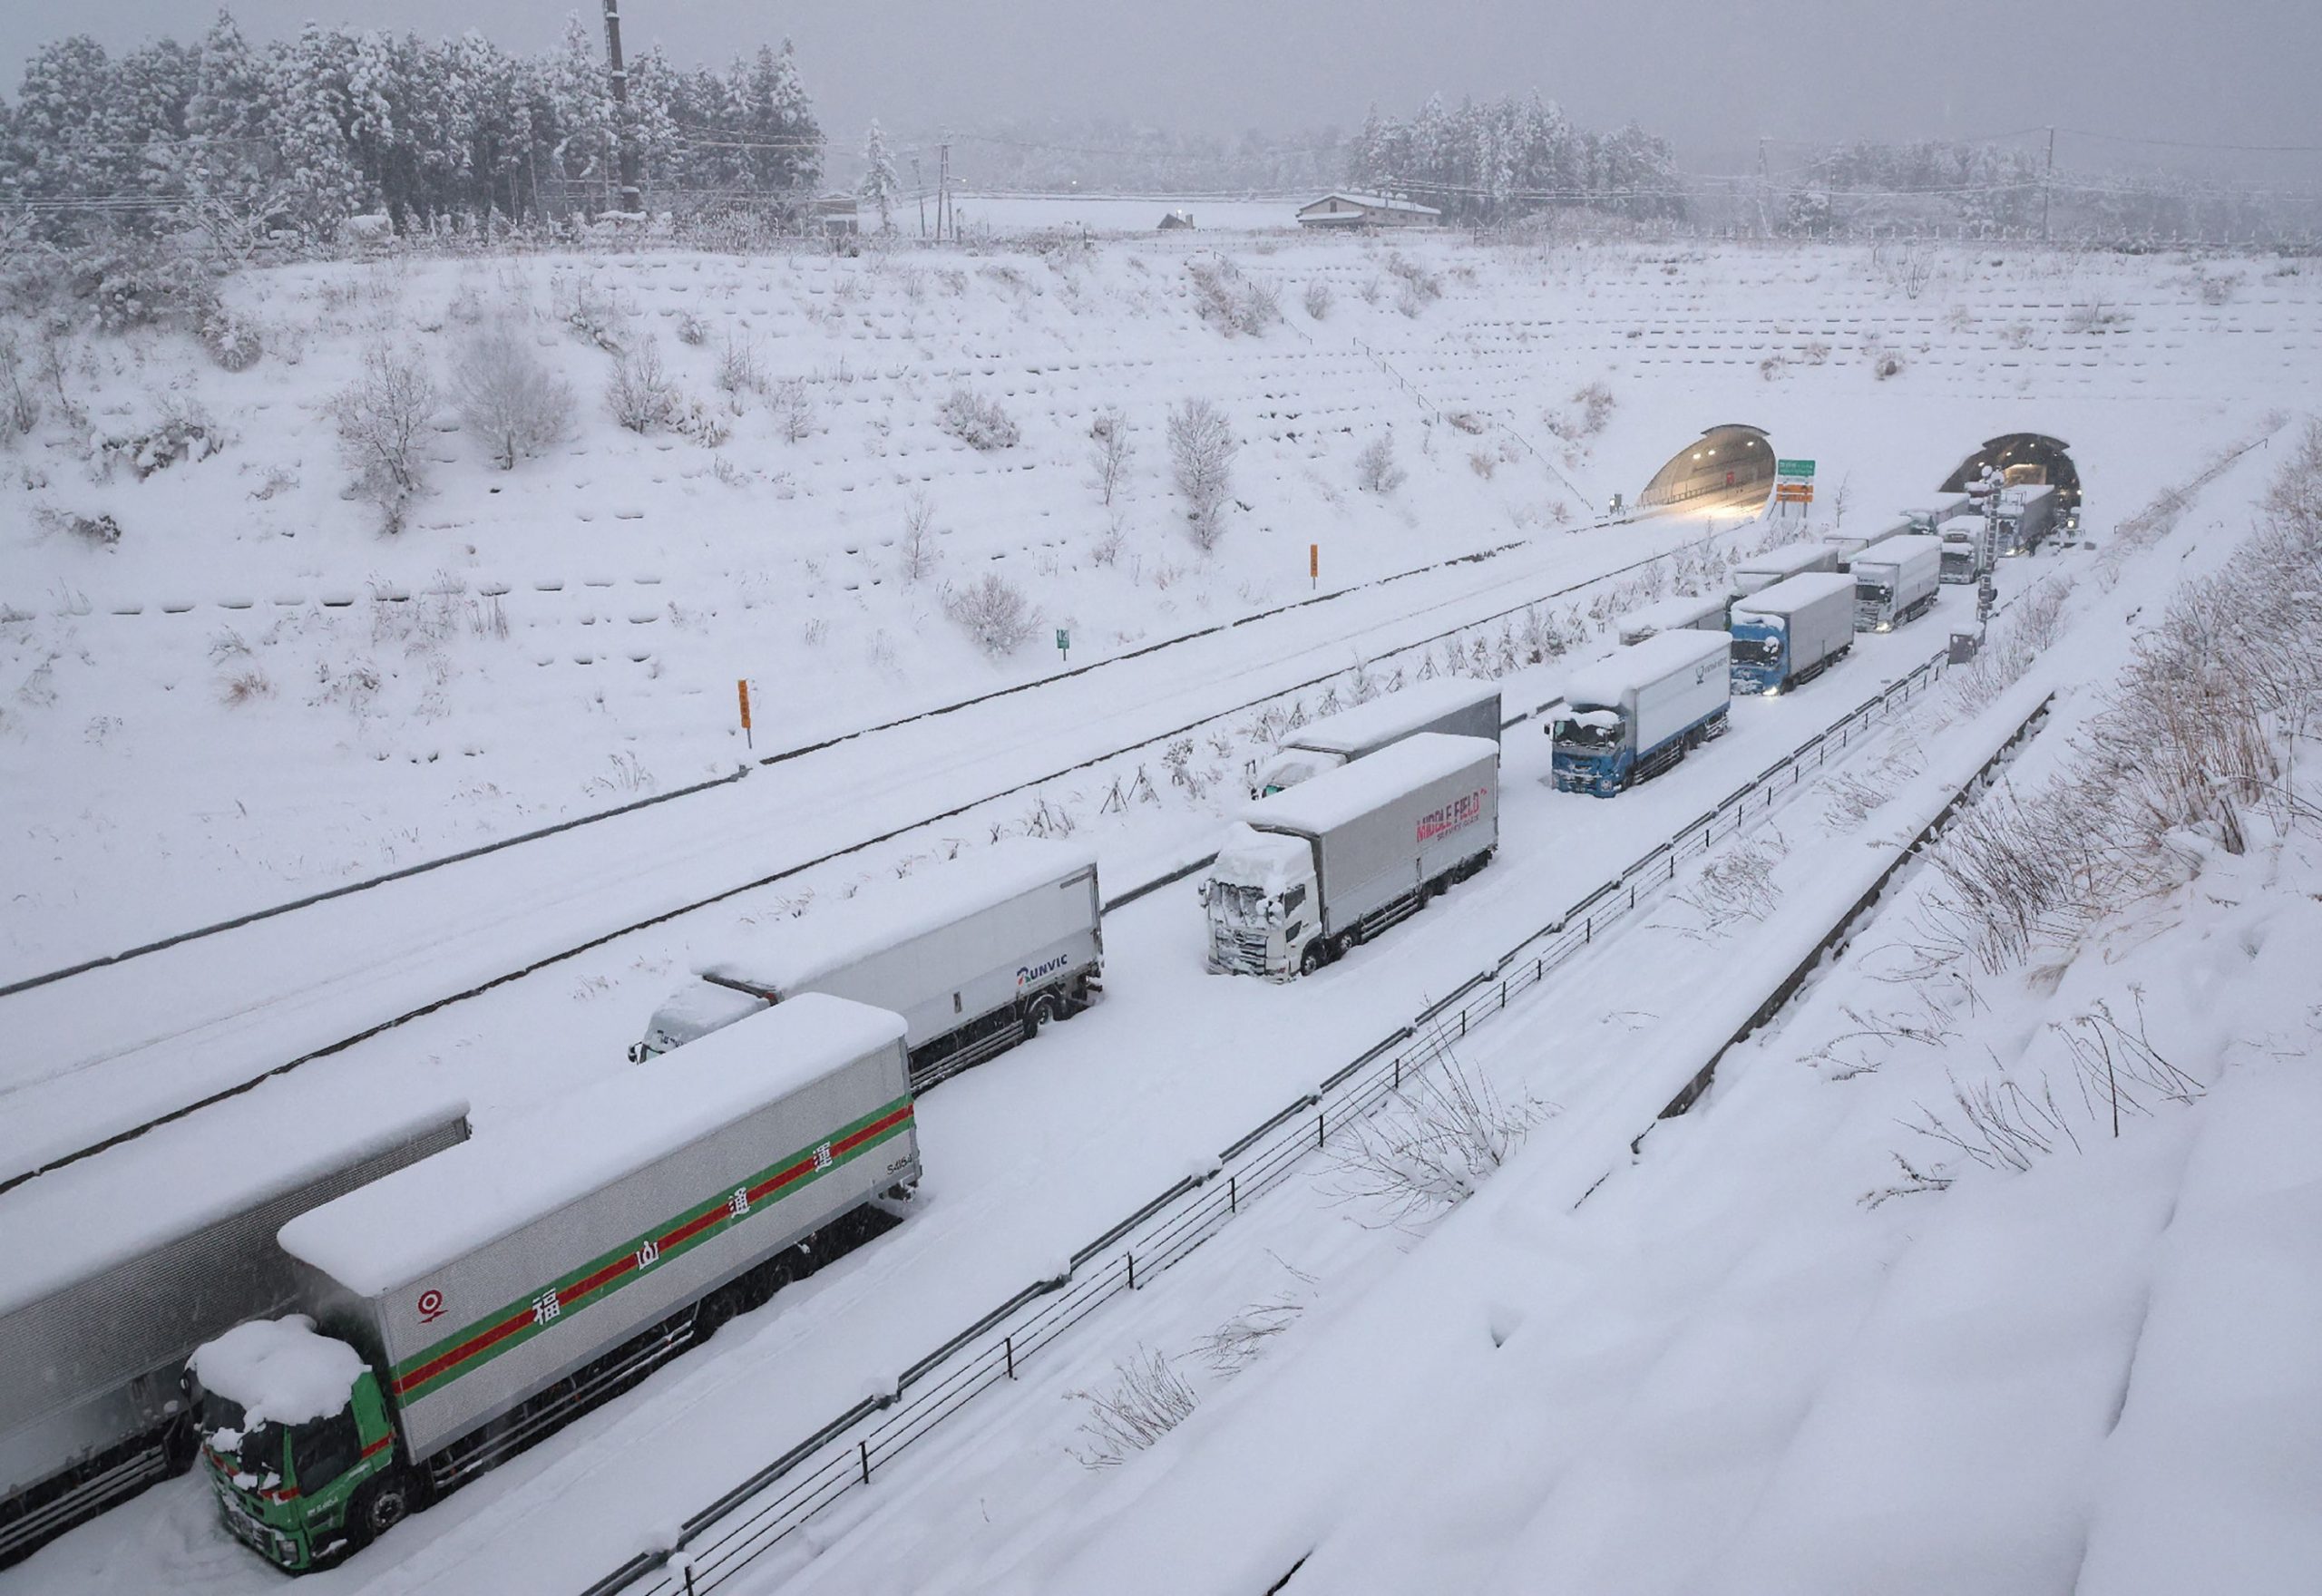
[1857, 581, 1893, 604]
[1553, 717, 1620, 751]
[1732, 633, 1781, 667]
[1209, 882, 1272, 927]
[290, 1407, 363, 1489]
[197, 1389, 284, 1474]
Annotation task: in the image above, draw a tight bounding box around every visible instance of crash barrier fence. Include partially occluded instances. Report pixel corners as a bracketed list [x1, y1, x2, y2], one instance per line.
[580, 645, 1952, 1596]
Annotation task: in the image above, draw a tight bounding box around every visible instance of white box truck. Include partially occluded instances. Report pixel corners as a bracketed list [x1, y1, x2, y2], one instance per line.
[190, 995, 919, 1572]
[1249, 676, 1501, 798]
[1614, 590, 1730, 647]
[1729, 572, 1857, 695]
[1938, 514, 1989, 583]
[1851, 534, 1944, 631]
[0, 1094, 469, 1565]
[1998, 484, 2059, 555]
[1548, 629, 1732, 796]
[632, 838, 1102, 1088]
[1820, 518, 1914, 570]
[1731, 540, 1841, 598]
[1202, 732, 1498, 980]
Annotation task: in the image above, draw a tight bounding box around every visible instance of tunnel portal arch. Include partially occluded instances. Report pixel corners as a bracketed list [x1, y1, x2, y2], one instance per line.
[1941, 433, 2081, 510]
[1638, 424, 1775, 509]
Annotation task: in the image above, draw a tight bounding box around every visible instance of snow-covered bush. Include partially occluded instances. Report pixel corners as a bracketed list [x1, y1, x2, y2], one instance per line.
[1186, 257, 1278, 336]
[606, 340, 678, 433]
[1327, 1055, 1546, 1224]
[943, 571, 1036, 657]
[94, 398, 226, 479]
[453, 327, 574, 470]
[73, 247, 221, 334]
[714, 332, 766, 399]
[937, 387, 1020, 451]
[675, 310, 708, 345]
[897, 493, 940, 585]
[1546, 381, 1615, 442]
[1068, 1348, 1198, 1467]
[1167, 396, 1236, 551]
[1302, 279, 1333, 320]
[1355, 433, 1405, 494]
[0, 334, 39, 440]
[770, 378, 816, 443]
[556, 275, 628, 352]
[1088, 405, 1132, 505]
[36, 508, 121, 547]
[327, 345, 437, 525]
[199, 304, 263, 372]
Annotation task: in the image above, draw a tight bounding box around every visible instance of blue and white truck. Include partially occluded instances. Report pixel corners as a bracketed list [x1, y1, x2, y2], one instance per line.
[1849, 534, 1945, 631]
[1549, 629, 1732, 796]
[1729, 572, 1857, 696]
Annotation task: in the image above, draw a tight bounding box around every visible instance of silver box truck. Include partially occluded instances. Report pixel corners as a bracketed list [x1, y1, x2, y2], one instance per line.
[1729, 572, 1858, 696]
[1998, 484, 2059, 555]
[0, 1095, 469, 1564]
[1615, 590, 1731, 647]
[1851, 534, 1945, 631]
[1731, 540, 1841, 598]
[632, 838, 1102, 1087]
[1820, 518, 1915, 570]
[190, 996, 919, 1572]
[1549, 629, 1732, 796]
[1938, 515, 1989, 583]
[1203, 732, 1499, 980]
[1249, 676, 1502, 797]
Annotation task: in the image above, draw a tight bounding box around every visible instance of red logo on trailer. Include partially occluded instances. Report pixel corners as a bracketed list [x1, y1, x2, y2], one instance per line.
[1417, 789, 1487, 842]
[416, 1289, 445, 1324]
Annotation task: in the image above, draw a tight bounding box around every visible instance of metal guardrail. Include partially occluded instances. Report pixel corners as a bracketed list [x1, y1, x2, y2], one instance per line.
[578, 646, 1954, 1596]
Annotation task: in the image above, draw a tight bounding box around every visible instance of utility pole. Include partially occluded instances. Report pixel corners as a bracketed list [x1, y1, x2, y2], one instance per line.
[2041, 125, 2055, 243]
[1755, 136, 1771, 238]
[912, 154, 926, 238]
[600, 0, 643, 213]
[937, 139, 951, 243]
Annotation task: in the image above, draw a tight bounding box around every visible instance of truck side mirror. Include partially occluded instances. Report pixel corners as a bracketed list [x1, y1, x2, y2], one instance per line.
[625, 1041, 648, 1065]
[1194, 881, 1212, 907]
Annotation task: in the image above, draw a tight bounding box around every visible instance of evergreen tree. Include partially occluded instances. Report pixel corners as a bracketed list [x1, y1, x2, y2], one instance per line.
[857, 118, 899, 230]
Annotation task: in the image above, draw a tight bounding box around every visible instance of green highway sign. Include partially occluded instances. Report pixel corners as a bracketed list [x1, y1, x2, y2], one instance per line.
[1775, 458, 1816, 479]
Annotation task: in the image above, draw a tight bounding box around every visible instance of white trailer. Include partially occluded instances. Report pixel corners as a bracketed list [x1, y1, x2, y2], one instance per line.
[190, 998, 918, 1571]
[1938, 515, 1989, 583]
[1998, 484, 2059, 555]
[632, 839, 1102, 1087]
[1850, 534, 1945, 631]
[1549, 629, 1732, 796]
[1731, 540, 1841, 598]
[1822, 518, 1914, 570]
[1204, 732, 1498, 980]
[1615, 590, 1731, 647]
[1729, 572, 1857, 695]
[1250, 676, 1501, 797]
[0, 1093, 468, 1565]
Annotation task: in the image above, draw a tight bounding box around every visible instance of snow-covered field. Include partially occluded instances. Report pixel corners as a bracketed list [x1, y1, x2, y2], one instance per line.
[4, 229, 2317, 1594]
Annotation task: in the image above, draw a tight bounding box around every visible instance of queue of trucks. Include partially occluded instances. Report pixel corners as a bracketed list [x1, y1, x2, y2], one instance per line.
[5, 453, 2029, 1572]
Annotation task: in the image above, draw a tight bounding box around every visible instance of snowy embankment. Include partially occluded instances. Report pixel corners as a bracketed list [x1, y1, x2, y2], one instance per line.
[728, 432, 2318, 1596]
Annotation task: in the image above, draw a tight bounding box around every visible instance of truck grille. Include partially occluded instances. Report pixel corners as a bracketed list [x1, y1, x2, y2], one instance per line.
[1211, 929, 1270, 976]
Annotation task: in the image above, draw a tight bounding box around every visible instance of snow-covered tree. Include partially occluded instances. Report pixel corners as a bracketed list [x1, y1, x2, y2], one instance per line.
[857, 119, 899, 230]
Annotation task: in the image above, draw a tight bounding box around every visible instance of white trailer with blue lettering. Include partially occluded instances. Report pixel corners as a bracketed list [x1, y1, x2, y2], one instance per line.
[632, 839, 1102, 1087]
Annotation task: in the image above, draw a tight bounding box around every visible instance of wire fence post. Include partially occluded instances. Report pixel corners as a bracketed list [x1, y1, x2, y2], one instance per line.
[1005, 1335, 1016, 1380]
[1127, 1251, 1137, 1290]
[858, 1439, 871, 1484]
[1316, 1111, 1326, 1150]
[1229, 1173, 1238, 1213]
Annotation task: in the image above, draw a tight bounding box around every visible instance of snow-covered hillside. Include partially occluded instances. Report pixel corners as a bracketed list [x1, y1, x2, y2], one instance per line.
[5, 234, 2312, 971]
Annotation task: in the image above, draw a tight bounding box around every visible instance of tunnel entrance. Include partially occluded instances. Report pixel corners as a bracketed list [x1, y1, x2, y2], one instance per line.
[1638, 424, 1775, 510]
[1941, 433, 2081, 511]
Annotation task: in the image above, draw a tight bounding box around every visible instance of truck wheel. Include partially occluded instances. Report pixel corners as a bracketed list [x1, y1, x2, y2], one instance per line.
[694, 1283, 746, 1344]
[1021, 997, 1057, 1042]
[1299, 941, 1326, 977]
[346, 1471, 415, 1552]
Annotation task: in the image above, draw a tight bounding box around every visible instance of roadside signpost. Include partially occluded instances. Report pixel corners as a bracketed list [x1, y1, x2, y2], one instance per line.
[736, 678, 752, 750]
[1774, 457, 1815, 515]
[1056, 628, 1070, 664]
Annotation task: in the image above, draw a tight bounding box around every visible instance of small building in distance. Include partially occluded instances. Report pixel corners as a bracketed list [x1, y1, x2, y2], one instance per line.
[815, 194, 860, 237]
[1157, 209, 1195, 230]
[1295, 192, 1441, 229]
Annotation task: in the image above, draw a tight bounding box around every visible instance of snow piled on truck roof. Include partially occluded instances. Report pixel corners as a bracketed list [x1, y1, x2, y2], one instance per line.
[278, 994, 907, 1297]
[0, 1083, 470, 1319]
[1563, 628, 1731, 710]
[188, 1313, 365, 1431]
[1733, 570, 1857, 618]
[700, 838, 1097, 997]
[1281, 676, 1502, 755]
[1243, 732, 1497, 836]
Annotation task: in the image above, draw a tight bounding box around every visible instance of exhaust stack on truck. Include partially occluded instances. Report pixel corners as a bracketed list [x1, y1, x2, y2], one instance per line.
[1729, 572, 1857, 696]
[1203, 732, 1499, 981]
[0, 1094, 469, 1567]
[1549, 628, 1731, 796]
[631, 838, 1102, 1088]
[1248, 676, 1501, 798]
[190, 995, 919, 1572]
[1850, 533, 1945, 632]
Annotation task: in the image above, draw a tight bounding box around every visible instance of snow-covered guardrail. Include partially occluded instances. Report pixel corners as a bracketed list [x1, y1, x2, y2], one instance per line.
[576, 647, 1955, 1596]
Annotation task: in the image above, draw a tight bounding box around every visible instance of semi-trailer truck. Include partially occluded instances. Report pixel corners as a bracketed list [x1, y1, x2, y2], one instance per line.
[1906, 496, 1974, 535]
[630, 838, 1101, 1087]
[1729, 572, 1857, 696]
[1820, 519, 1913, 570]
[1850, 534, 1945, 632]
[1614, 590, 1730, 647]
[190, 995, 919, 1572]
[1997, 484, 2059, 556]
[1248, 676, 1501, 798]
[1938, 516, 1989, 583]
[0, 1095, 470, 1566]
[1548, 629, 1731, 797]
[1731, 541, 1841, 598]
[1202, 733, 1498, 980]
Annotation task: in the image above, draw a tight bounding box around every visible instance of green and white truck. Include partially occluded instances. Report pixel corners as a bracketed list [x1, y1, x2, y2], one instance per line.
[185, 994, 920, 1571]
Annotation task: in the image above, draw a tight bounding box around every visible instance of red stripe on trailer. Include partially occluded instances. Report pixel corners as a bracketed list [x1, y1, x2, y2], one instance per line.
[394, 1303, 539, 1396]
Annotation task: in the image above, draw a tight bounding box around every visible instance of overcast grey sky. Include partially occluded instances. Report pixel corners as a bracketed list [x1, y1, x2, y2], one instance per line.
[9, 0, 2320, 176]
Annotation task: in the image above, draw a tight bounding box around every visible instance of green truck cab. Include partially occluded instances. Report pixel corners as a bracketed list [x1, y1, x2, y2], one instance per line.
[186, 1319, 405, 1572]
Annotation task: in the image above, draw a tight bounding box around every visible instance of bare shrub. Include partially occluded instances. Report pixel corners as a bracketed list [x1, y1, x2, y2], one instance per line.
[1871, 346, 1907, 381]
[38, 509, 122, 547]
[219, 667, 274, 706]
[1068, 1348, 1199, 1467]
[454, 327, 574, 470]
[606, 340, 678, 433]
[675, 309, 708, 345]
[714, 332, 766, 400]
[1669, 831, 1786, 938]
[1468, 450, 1497, 480]
[1234, 277, 1281, 335]
[1326, 1055, 1549, 1226]
[1167, 396, 1237, 551]
[1381, 250, 1442, 304]
[1302, 279, 1332, 320]
[327, 345, 437, 525]
[937, 386, 1020, 450]
[770, 378, 816, 443]
[898, 492, 940, 585]
[555, 275, 627, 351]
[94, 398, 225, 479]
[1088, 405, 1133, 505]
[1355, 433, 1405, 494]
[0, 333, 39, 440]
[944, 571, 1037, 657]
[1546, 382, 1615, 442]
